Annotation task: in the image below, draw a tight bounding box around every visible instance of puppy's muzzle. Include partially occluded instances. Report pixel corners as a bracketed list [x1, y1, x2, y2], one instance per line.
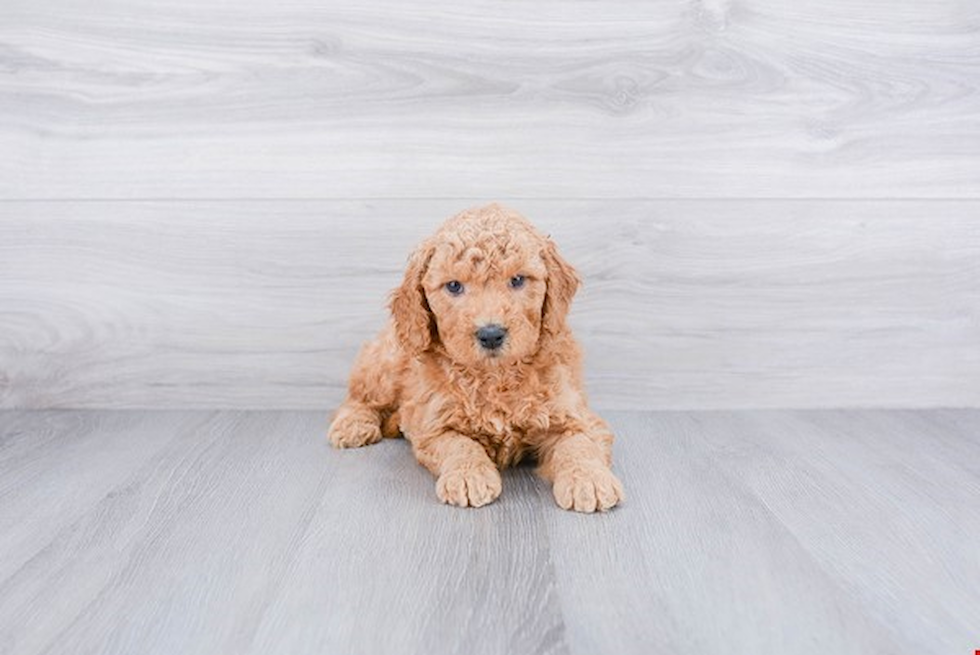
[475, 324, 507, 351]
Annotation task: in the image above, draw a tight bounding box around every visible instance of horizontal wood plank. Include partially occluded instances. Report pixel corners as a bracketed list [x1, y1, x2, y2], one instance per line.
[1, 199, 976, 410]
[2, 0, 980, 199]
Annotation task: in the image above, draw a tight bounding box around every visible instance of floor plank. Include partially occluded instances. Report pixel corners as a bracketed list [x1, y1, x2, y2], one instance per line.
[243, 433, 567, 655]
[0, 411, 568, 655]
[541, 412, 903, 655]
[2, 0, 980, 198]
[1, 409, 978, 654]
[689, 410, 980, 654]
[0, 411, 197, 584]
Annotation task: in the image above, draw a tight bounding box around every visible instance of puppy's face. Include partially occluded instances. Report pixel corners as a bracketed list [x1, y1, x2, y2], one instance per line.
[391, 205, 580, 366]
[423, 236, 548, 365]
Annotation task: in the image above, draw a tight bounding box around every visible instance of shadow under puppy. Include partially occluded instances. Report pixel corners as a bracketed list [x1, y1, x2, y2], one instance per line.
[329, 203, 624, 513]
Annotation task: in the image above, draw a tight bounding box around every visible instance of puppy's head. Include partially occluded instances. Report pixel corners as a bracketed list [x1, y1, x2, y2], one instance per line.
[390, 204, 579, 365]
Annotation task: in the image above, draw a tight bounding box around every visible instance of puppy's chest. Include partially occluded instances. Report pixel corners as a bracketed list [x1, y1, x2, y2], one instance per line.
[450, 379, 550, 466]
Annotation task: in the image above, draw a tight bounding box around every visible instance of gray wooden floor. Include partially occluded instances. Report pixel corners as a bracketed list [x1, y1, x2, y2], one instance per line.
[2, 409, 978, 655]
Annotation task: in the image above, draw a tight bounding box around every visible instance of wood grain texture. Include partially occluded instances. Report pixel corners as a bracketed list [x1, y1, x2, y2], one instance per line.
[2, 0, 980, 199]
[691, 410, 980, 653]
[1, 200, 977, 410]
[1, 409, 979, 654]
[542, 409, 980, 655]
[0, 410, 567, 655]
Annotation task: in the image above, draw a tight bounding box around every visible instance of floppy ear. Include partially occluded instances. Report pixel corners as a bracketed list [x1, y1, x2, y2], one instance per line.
[540, 237, 581, 337]
[389, 239, 437, 356]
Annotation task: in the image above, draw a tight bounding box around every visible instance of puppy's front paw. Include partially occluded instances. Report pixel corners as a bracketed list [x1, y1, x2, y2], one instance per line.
[328, 407, 382, 449]
[436, 464, 502, 508]
[553, 465, 624, 513]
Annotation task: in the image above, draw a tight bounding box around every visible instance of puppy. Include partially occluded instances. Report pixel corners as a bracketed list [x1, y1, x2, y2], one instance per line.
[328, 204, 623, 512]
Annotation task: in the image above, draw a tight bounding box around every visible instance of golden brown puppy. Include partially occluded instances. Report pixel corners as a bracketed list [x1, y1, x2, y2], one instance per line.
[328, 204, 623, 512]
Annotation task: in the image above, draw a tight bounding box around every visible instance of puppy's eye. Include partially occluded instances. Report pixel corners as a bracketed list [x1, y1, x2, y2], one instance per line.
[445, 280, 464, 295]
[509, 275, 526, 289]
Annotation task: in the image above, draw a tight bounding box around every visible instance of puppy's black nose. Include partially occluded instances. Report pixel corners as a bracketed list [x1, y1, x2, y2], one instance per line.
[476, 324, 507, 351]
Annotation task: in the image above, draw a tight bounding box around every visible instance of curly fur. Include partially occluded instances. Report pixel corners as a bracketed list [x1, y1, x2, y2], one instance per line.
[328, 203, 623, 512]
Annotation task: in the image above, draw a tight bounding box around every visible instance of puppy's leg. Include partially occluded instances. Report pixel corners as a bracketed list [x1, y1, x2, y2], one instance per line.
[537, 416, 623, 513]
[329, 402, 384, 448]
[414, 432, 502, 508]
[329, 332, 399, 449]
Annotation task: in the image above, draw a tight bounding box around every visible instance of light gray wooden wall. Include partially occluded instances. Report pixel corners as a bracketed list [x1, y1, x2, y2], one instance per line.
[2, 201, 977, 410]
[1, 0, 978, 409]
